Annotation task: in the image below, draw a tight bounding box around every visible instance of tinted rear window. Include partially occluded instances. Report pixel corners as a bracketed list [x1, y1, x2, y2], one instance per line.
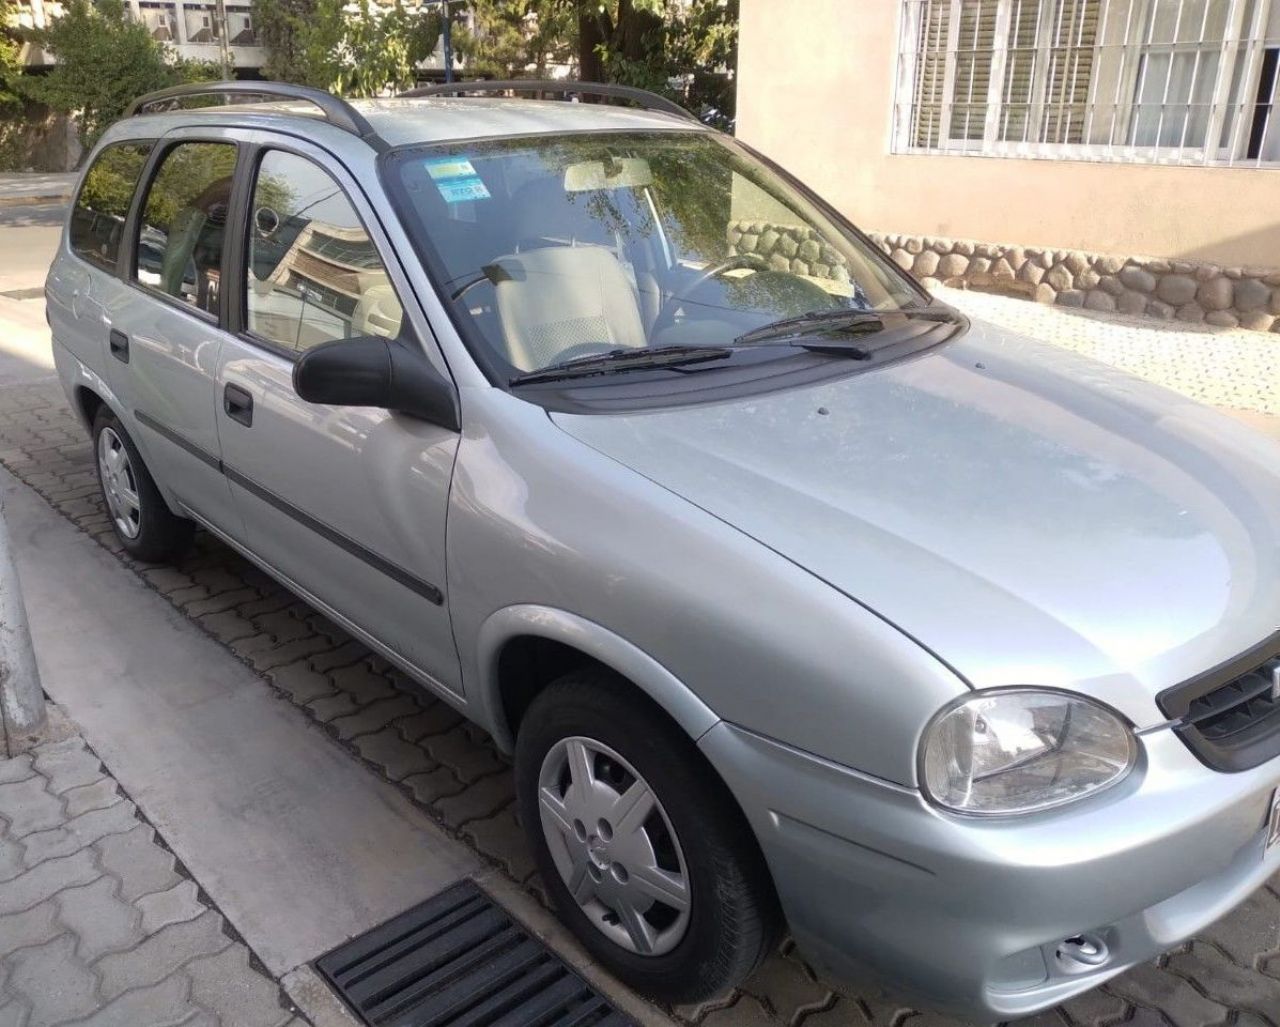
[70, 142, 153, 271]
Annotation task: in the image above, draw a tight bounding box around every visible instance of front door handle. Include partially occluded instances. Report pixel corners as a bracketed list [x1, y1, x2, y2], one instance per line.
[108, 329, 129, 363]
[223, 383, 253, 427]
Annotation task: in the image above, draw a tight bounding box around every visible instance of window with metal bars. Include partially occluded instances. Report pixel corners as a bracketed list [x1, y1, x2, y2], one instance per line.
[894, 0, 1280, 165]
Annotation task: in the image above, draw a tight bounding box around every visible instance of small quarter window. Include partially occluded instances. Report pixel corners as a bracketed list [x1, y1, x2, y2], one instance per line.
[134, 141, 237, 316]
[70, 142, 153, 272]
[246, 150, 404, 354]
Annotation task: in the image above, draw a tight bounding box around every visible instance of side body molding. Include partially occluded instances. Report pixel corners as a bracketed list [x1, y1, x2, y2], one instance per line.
[474, 604, 721, 753]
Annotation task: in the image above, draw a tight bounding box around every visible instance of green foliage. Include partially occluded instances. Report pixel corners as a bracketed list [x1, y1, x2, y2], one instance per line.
[455, 0, 573, 78]
[21, 0, 218, 147]
[250, 0, 737, 119]
[78, 140, 151, 217]
[251, 0, 315, 83]
[253, 0, 440, 96]
[0, 0, 25, 114]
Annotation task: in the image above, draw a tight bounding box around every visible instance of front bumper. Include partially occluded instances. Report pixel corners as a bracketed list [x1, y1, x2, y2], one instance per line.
[699, 721, 1280, 1020]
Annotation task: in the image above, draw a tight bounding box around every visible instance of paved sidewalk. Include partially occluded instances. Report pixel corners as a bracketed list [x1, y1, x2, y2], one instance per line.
[0, 732, 302, 1027]
[944, 285, 1280, 418]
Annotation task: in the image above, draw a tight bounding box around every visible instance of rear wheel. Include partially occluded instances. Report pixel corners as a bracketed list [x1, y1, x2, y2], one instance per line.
[92, 408, 193, 562]
[515, 670, 781, 1003]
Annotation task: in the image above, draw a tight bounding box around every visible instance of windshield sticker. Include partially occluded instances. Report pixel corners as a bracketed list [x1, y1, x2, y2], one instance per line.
[425, 157, 479, 181]
[436, 176, 491, 204]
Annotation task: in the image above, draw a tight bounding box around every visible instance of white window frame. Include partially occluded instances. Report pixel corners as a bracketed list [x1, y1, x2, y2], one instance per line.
[893, 0, 1280, 166]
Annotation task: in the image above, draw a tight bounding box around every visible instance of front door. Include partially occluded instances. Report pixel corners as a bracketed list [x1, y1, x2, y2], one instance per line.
[215, 143, 462, 695]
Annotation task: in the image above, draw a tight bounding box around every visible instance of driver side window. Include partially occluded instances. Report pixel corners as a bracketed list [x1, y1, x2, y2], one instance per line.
[246, 151, 403, 355]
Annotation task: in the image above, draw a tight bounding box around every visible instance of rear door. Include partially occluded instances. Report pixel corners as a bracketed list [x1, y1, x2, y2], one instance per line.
[47, 140, 155, 378]
[105, 130, 243, 536]
[215, 137, 462, 695]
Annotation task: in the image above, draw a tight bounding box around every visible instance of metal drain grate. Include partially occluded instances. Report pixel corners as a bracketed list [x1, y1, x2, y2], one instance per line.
[315, 880, 634, 1027]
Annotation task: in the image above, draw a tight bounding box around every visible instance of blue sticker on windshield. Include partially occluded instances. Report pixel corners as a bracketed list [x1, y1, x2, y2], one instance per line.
[436, 176, 491, 203]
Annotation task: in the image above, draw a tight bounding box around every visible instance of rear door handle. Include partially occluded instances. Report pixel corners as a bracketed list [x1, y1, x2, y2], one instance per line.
[108, 329, 129, 363]
[223, 383, 253, 427]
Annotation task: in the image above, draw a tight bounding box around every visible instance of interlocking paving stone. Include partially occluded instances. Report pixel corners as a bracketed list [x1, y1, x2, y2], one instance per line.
[55, 876, 144, 962]
[0, 735, 296, 1025]
[1197, 887, 1280, 970]
[185, 946, 295, 1027]
[349, 725, 438, 780]
[0, 898, 61, 958]
[69, 973, 193, 1027]
[0, 344, 1278, 1026]
[30, 739, 106, 797]
[1106, 962, 1232, 1027]
[93, 824, 182, 902]
[60, 778, 122, 820]
[136, 880, 205, 935]
[20, 800, 138, 867]
[95, 909, 230, 1000]
[1168, 944, 1280, 1022]
[0, 848, 99, 915]
[4, 934, 101, 1025]
[0, 772, 68, 836]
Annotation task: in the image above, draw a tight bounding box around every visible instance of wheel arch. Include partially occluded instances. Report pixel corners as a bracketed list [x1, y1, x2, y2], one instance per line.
[475, 605, 720, 754]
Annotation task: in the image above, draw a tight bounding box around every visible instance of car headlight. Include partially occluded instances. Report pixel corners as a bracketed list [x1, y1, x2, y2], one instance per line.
[920, 689, 1137, 815]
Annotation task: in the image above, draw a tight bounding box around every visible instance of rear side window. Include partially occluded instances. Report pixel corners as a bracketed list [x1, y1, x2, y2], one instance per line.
[70, 142, 153, 272]
[134, 141, 237, 316]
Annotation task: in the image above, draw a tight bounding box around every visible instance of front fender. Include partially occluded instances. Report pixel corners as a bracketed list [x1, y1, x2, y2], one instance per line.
[473, 604, 720, 753]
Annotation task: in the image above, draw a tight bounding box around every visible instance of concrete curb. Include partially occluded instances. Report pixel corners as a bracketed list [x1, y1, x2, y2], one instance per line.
[0, 495, 46, 756]
[0, 193, 71, 208]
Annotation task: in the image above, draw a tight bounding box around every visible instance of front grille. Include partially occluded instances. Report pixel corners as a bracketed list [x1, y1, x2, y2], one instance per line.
[1159, 641, 1280, 772]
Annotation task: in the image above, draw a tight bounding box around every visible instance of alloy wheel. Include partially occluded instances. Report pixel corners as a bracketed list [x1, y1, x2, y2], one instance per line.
[537, 735, 691, 957]
[98, 427, 142, 539]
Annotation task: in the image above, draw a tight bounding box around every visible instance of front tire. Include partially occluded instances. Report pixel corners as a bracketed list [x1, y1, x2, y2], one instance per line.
[92, 408, 193, 562]
[515, 669, 781, 1004]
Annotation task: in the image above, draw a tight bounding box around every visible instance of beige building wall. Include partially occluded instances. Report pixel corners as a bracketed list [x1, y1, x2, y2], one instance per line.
[736, 0, 1280, 269]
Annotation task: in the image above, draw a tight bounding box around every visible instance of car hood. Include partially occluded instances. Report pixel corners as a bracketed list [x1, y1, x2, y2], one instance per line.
[551, 320, 1280, 726]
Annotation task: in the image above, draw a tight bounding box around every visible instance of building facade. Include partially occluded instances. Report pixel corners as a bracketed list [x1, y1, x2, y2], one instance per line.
[15, 0, 266, 71]
[737, 0, 1280, 331]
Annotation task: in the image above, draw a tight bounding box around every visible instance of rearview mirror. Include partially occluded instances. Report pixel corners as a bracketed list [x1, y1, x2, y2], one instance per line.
[293, 336, 459, 432]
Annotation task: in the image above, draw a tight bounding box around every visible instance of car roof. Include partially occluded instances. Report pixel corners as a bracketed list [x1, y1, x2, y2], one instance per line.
[120, 95, 708, 150]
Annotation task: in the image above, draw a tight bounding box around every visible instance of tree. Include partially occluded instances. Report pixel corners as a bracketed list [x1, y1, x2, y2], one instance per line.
[0, 0, 24, 114]
[251, 0, 314, 84]
[456, 0, 573, 78]
[253, 0, 439, 96]
[21, 0, 218, 147]
[532, 0, 738, 125]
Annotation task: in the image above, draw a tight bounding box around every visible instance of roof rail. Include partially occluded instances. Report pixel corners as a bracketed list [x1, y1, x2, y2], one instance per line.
[397, 79, 701, 123]
[124, 81, 385, 147]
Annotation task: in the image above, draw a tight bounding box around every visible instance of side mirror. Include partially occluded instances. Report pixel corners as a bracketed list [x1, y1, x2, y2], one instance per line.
[292, 336, 459, 432]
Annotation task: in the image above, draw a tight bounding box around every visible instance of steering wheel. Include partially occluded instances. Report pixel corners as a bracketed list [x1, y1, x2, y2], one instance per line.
[653, 252, 768, 336]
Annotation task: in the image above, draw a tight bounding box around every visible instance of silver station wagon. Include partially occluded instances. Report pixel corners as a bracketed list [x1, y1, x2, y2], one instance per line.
[47, 80, 1280, 1020]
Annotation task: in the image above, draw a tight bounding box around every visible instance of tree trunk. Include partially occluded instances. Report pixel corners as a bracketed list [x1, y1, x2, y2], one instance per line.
[577, 6, 605, 82]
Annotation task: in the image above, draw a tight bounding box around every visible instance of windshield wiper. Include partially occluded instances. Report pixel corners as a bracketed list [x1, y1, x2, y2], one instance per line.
[733, 303, 961, 349]
[734, 309, 885, 346]
[509, 344, 732, 386]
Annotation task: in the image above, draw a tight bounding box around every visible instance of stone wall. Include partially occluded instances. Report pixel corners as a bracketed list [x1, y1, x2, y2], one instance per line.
[727, 220, 854, 284]
[727, 218, 1280, 334]
[867, 232, 1280, 334]
[0, 104, 81, 172]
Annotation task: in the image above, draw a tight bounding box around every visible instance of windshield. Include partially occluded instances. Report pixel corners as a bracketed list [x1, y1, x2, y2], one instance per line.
[383, 131, 925, 380]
